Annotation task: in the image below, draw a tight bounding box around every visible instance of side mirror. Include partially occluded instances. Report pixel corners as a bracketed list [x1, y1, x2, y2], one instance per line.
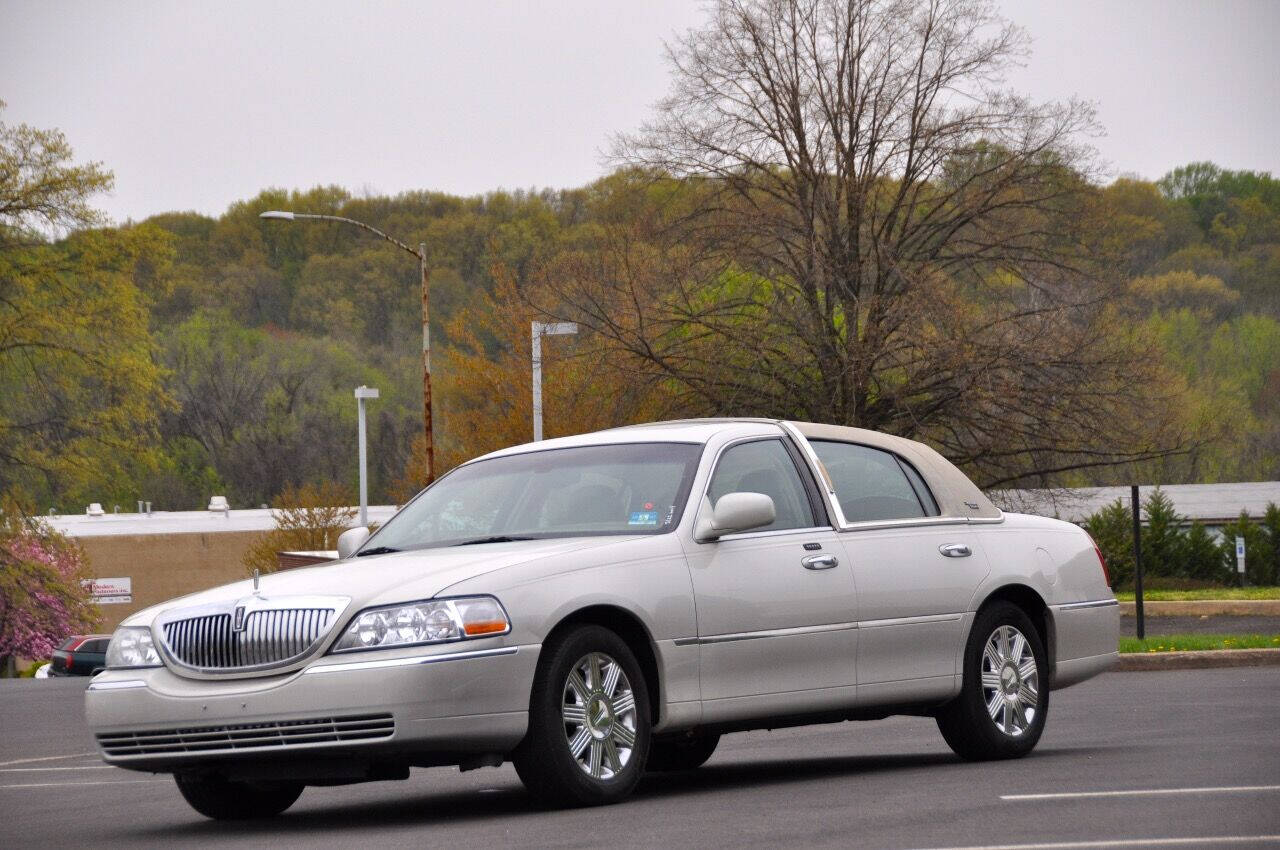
[695, 492, 776, 542]
[337, 526, 371, 559]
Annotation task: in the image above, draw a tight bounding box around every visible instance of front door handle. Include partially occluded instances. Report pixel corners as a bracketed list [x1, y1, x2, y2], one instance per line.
[802, 554, 839, 570]
[938, 543, 972, 558]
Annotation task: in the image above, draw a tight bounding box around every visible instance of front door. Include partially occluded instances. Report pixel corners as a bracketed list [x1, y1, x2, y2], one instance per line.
[682, 438, 858, 718]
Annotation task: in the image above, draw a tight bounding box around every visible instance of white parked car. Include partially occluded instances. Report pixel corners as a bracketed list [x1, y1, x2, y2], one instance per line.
[87, 420, 1117, 819]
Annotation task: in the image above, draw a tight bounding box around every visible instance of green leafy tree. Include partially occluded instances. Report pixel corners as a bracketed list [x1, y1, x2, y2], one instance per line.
[0, 100, 111, 239]
[1, 105, 171, 507]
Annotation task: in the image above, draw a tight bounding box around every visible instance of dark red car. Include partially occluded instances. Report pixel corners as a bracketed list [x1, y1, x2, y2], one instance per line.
[50, 635, 112, 676]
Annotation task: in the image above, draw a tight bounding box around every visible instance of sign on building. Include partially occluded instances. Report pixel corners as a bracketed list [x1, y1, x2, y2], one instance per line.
[83, 577, 132, 604]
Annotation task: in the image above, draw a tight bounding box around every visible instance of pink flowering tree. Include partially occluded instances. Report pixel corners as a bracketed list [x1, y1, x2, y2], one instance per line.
[0, 507, 100, 676]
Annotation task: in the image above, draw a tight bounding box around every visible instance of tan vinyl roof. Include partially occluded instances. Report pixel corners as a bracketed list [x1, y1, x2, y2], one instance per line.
[787, 421, 1002, 520]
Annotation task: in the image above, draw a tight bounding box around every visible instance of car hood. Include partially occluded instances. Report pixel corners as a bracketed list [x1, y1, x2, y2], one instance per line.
[122, 536, 644, 627]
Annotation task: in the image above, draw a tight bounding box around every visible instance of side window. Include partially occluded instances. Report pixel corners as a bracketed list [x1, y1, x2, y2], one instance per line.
[810, 441, 935, 523]
[707, 439, 816, 531]
[899, 458, 939, 515]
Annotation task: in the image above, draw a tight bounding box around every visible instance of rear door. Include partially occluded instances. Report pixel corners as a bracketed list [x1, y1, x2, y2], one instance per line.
[807, 440, 989, 692]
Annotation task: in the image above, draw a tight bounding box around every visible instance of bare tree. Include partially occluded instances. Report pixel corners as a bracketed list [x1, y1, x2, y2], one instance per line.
[532, 0, 1186, 487]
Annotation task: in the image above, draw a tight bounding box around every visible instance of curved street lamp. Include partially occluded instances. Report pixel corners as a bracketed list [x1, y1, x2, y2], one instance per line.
[260, 210, 434, 484]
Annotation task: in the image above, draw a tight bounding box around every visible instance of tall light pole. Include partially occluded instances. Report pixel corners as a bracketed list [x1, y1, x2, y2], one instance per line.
[260, 210, 434, 484]
[531, 321, 578, 441]
[354, 385, 379, 527]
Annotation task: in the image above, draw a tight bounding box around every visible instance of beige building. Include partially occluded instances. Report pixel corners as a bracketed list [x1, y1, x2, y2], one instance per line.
[49, 505, 398, 631]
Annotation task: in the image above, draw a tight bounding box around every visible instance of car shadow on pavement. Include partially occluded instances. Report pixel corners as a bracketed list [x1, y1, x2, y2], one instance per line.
[121, 747, 1089, 839]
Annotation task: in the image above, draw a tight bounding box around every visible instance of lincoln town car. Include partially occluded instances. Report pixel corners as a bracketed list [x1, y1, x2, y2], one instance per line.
[86, 419, 1118, 819]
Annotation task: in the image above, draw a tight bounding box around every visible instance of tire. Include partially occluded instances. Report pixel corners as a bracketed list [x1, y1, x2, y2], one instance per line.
[646, 732, 720, 772]
[174, 773, 304, 820]
[513, 625, 651, 807]
[936, 601, 1048, 761]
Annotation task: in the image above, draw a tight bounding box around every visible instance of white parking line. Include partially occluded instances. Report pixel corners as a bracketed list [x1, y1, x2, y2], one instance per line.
[0, 779, 165, 790]
[0, 752, 97, 767]
[1001, 785, 1280, 801]
[909, 836, 1280, 850]
[0, 765, 117, 773]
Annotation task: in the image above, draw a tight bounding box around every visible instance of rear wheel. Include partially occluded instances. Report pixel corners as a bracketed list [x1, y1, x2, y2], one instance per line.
[174, 773, 303, 820]
[647, 732, 720, 772]
[513, 625, 651, 807]
[936, 601, 1048, 761]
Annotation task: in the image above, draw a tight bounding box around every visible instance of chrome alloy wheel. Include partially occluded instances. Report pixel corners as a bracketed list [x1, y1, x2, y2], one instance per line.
[980, 625, 1039, 737]
[561, 651, 638, 779]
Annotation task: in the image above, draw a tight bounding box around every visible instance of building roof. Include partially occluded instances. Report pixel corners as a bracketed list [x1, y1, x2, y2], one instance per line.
[996, 482, 1280, 525]
[44, 505, 401, 538]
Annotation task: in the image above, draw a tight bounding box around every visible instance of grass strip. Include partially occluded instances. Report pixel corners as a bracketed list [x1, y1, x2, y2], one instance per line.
[1114, 587, 1280, 601]
[1119, 633, 1280, 653]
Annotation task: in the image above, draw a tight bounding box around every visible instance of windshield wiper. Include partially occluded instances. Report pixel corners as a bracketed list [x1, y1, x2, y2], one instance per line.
[355, 546, 401, 557]
[451, 535, 536, 546]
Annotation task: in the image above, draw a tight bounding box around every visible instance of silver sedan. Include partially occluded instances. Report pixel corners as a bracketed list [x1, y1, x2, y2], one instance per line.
[87, 419, 1118, 818]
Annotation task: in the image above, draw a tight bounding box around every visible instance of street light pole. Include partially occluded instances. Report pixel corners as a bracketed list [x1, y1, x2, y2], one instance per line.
[354, 386, 379, 527]
[531, 321, 578, 441]
[260, 210, 434, 484]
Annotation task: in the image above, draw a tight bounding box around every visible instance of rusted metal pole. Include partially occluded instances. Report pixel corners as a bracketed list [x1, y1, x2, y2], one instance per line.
[420, 243, 434, 485]
[259, 212, 435, 488]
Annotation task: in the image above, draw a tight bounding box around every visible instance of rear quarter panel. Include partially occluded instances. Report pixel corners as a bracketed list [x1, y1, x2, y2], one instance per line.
[971, 513, 1117, 687]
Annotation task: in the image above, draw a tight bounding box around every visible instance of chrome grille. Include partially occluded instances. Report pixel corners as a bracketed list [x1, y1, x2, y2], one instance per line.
[161, 607, 335, 671]
[96, 713, 394, 757]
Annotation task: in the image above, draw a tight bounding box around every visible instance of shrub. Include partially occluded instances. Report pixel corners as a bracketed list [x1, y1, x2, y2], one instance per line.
[1084, 500, 1134, 588]
[1220, 511, 1277, 586]
[1081, 495, 1280, 589]
[241, 481, 356, 576]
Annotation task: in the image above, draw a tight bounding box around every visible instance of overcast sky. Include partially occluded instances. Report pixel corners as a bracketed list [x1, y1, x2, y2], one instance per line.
[2, 0, 1277, 225]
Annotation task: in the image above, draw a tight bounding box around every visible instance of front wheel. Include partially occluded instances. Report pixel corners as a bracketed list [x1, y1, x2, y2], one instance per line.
[174, 773, 304, 820]
[513, 625, 651, 807]
[936, 601, 1048, 761]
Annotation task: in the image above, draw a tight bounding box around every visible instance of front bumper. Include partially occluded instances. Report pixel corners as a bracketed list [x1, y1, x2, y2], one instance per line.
[86, 642, 540, 774]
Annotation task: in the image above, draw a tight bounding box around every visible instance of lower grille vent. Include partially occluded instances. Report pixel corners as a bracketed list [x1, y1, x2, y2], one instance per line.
[96, 713, 394, 757]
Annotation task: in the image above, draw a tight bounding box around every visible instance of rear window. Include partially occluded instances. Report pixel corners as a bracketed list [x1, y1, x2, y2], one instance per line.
[810, 440, 938, 522]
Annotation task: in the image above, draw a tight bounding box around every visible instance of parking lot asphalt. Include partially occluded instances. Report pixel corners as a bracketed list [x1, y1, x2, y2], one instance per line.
[1, 669, 1278, 850]
[1121, 614, 1280, 636]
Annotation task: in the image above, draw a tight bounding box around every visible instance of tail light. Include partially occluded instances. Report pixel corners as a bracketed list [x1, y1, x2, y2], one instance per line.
[63, 638, 89, 672]
[1087, 534, 1111, 586]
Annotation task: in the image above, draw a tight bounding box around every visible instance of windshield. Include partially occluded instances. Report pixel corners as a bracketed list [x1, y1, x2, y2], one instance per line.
[361, 442, 704, 553]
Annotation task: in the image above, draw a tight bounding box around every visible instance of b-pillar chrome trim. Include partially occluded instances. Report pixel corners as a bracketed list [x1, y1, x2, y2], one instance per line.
[778, 421, 850, 528]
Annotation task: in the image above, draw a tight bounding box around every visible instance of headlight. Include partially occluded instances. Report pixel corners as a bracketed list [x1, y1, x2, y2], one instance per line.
[331, 596, 510, 653]
[105, 627, 162, 668]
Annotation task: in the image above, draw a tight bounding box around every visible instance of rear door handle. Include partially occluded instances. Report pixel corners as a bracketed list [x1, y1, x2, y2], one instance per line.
[938, 543, 971, 558]
[802, 554, 839, 570]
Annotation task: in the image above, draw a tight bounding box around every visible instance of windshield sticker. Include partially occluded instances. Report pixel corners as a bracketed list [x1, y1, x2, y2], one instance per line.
[628, 511, 660, 527]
